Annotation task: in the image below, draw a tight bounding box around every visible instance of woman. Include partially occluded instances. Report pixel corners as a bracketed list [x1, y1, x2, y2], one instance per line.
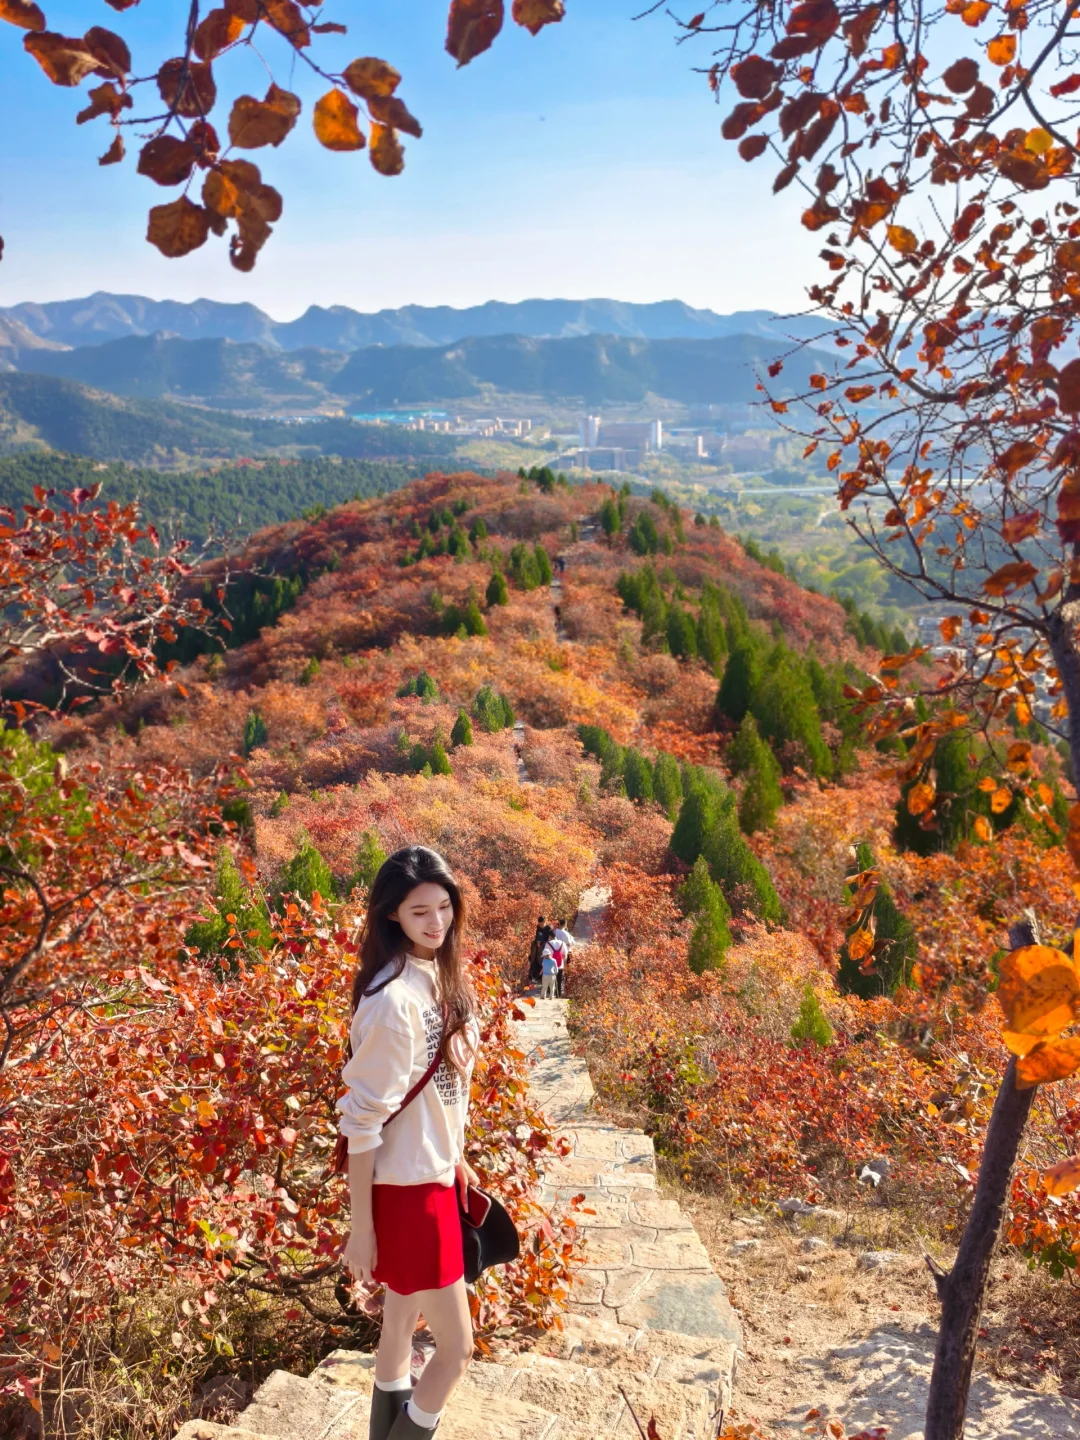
[338, 846, 481, 1440]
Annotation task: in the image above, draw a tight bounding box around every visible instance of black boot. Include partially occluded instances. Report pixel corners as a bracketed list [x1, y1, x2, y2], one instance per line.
[369, 1384, 413, 1440]
[386, 1403, 439, 1439]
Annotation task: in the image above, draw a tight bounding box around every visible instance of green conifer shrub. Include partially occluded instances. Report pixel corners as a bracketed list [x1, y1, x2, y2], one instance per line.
[716, 638, 762, 725]
[486, 571, 509, 606]
[451, 709, 474, 746]
[652, 751, 683, 819]
[430, 741, 452, 776]
[242, 710, 268, 758]
[185, 846, 272, 961]
[623, 748, 655, 803]
[790, 984, 833, 1046]
[351, 829, 388, 893]
[837, 841, 916, 997]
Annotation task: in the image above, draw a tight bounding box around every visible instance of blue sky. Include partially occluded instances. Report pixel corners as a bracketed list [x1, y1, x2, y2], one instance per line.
[0, 1, 820, 317]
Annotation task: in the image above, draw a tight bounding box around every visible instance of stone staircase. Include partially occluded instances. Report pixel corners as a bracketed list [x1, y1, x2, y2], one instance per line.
[176, 993, 739, 1440]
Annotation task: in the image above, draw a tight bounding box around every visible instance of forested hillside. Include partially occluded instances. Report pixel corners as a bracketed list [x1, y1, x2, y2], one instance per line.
[6, 468, 1080, 1437]
[0, 373, 462, 467]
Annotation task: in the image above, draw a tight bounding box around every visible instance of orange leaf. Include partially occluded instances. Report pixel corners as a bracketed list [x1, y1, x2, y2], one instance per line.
[194, 8, 245, 60]
[997, 944, 1080, 1038]
[887, 224, 918, 254]
[1042, 1154, 1080, 1197]
[0, 0, 44, 30]
[847, 926, 875, 961]
[1016, 1036, 1080, 1089]
[990, 787, 1012, 815]
[368, 94, 423, 138]
[1000, 511, 1041, 544]
[973, 815, 993, 842]
[511, 0, 565, 35]
[907, 780, 935, 816]
[313, 88, 366, 151]
[983, 560, 1038, 596]
[1003, 1029, 1043, 1056]
[987, 32, 1016, 65]
[939, 615, 962, 642]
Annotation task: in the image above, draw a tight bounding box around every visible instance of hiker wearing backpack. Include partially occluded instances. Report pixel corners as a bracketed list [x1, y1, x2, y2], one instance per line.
[553, 919, 573, 997]
[549, 935, 567, 998]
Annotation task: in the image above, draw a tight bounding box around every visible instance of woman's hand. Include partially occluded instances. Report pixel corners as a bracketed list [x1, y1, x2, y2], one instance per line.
[341, 1222, 377, 1286]
[455, 1158, 481, 1209]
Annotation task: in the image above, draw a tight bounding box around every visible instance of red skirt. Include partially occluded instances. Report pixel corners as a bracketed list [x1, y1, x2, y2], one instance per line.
[372, 1180, 464, 1295]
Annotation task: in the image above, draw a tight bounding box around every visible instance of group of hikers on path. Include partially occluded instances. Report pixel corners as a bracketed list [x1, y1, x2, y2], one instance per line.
[527, 915, 574, 999]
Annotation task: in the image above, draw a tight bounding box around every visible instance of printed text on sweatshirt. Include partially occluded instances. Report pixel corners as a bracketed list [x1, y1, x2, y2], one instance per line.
[336, 954, 479, 1186]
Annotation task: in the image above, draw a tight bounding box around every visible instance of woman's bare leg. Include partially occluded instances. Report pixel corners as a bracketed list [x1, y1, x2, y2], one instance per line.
[376, 1287, 422, 1383]
[409, 1279, 473, 1413]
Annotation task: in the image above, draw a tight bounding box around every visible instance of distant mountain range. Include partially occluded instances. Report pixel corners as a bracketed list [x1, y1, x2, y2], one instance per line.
[12, 331, 822, 410]
[0, 292, 830, 355]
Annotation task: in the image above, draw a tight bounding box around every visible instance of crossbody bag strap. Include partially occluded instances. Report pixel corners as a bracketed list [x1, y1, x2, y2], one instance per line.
[381, 1002, 448, 1129]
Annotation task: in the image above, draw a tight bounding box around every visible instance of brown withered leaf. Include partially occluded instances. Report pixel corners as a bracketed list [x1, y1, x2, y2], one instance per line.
[84, 24, 130, 76]
[24, 31, 100, 86]
[228, 84, 301, 148]
[158, 57, 217, 117]
[312, 21, 348, 33]
[1058, 359, 1080, 414]
[511, 0, 564, 35]
[313, 88, 366, 151]
[1057, 470, 1080, 543]
[76, 81, 132, 124]
[224, 0, 259, 17]
[731, 55, 781, 99]
[342, 57, 401, 100]
[942, 56, 979, 92]
[738, 134, 769, 161]
[0, 0, 45, 32]
[194, 8, 245, 60]
[983, 559, 1038, 595]
[446, 0, 504, 66]
[369, 122, 404, 176]
[99, 133, 125, 165]
[188, 120, 221, 165]
[263, 0, 310, 47]
[103, 0, 139, 8]
[137, 135, 197, 187]
[368, 94, 422, 138]
[146, 196, 212, 258]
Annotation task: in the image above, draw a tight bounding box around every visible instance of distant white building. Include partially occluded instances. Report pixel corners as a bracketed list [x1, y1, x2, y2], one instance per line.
[580, 414, 601, 447]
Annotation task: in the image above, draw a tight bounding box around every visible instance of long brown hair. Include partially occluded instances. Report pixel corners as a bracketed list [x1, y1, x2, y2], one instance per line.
[350, 845, 474, 1069]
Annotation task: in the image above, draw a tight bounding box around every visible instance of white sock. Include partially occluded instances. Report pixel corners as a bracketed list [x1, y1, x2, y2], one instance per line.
[374, 1374, 412, 1392]
[405, 1399, 442, 1428]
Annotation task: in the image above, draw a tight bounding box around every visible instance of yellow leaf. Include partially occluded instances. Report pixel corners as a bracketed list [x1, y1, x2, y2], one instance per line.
[313, 88, 366, 151]
[847, 926, 875, 961]
[887, 224, 918, 254]
[1003, 1029, 1043, 1056]
[1016, 1036, 1080, 1089]
[998, 944, 1080, 1038]
[1025, 127, 1053, 155]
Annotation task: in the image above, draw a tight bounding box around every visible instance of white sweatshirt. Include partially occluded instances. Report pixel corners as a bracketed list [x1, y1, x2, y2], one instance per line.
[336, 954, 478, 1187]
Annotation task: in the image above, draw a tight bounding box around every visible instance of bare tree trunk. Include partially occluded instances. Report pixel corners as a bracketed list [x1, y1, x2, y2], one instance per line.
[923, 917, 1038, 1440]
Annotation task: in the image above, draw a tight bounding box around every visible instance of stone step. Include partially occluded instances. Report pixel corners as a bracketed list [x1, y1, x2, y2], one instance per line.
[177, 1342, 721, 1440]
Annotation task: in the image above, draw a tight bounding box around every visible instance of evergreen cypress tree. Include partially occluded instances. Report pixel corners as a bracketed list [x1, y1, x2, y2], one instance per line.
[509, 543, 541, 590]
[430, 741, 452, 776]
[652, 751, 683, 819]
[473, 684, 514, 732]
[678, 854, 715, 914]
[409, 742, 430, 772]
[716, 637, 762, 725]
[186, 846, 272, 958]
[837, 842, 916, 997]
[464, 599, 488, 636]
[738, 737, 784, 834]
[278, 835, 336, 904]
[243, 709, 268, 757]
[671, 772, 731, 865]
[469, 517, 488, 542]
[696, 594, 728, 674]
[790, 983, 833, 1046]
[351, 829, 388, 893]
[451, 709, 474, 747]
[703, 810, 783, 921]
[751, 649, 833, 779]
[601, 498, 621, 536]
[486, 571, 509, 606]
[535, 545, 553, 585]
[629, 511, 660, 555]
[666, 602, 698, 659]
[623, 748, 655, 803]
[687, 887, 733, 975]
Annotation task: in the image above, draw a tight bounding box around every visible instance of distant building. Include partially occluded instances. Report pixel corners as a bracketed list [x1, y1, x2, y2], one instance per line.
[580, 414, 601, 448]
[721, 434, 776, 470]
[557, 446, 643, 472]
[596, 418, 662, 452]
